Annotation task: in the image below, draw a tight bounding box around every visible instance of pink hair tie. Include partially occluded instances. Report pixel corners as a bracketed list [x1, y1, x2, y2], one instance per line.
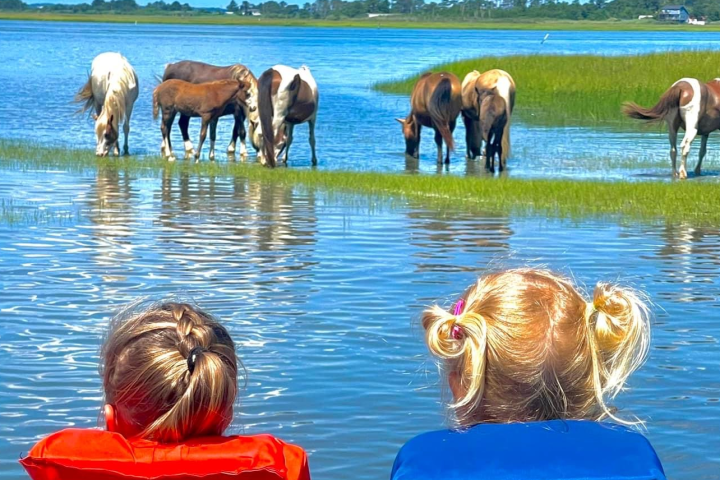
[451, 298, 465, 340]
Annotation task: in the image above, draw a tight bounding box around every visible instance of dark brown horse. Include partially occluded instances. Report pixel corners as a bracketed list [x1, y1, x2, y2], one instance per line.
[257, 65, 319, 168]
[623, 77, 720, 179]
[162, 60, 259, 159]
[461, 69, 515, 172]
[396, 72, 462, 164]
[153, 79, 249, 162]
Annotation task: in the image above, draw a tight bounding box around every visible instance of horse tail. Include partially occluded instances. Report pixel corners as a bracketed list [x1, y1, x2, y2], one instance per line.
[623, 84, 682, 123]
[495, 76, 514, 163]
[74, 75, 95, 116]
[152, 86, 159, 121]
[428, 77, 455, 151]
[258, 69, 276, 168]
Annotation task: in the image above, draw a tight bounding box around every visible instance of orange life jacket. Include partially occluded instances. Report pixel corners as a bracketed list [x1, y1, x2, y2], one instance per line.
[20, 428, 311, 480]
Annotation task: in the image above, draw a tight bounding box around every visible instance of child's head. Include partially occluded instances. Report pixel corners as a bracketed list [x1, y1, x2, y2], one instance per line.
[422, 268, 650, 427]
[100, 301, 238, 442]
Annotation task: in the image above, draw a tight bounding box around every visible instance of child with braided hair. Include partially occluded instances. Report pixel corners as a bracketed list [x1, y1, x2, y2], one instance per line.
[391, 268, 666, 480]
[22, 301, 311, 480]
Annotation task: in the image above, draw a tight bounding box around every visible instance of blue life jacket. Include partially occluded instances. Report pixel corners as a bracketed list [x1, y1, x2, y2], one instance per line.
[391, 420, 666, 480]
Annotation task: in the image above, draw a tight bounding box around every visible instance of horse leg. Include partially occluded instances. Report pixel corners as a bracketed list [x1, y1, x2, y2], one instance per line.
[695, 134, 709, 176]
[434, 129, 443, 164]
[209, 118, 218, 161]
[485, 132, 495, 173]
[178, 115, 194, 157]
[122, 105, 133, 156]
[162, 110, 177, 161]
[309, 118, 318, 166]
[668, 123, 678, 177]
[238, 112, 248, 159]
[195, 117, 209, 162]
[283, 123, 294, 165]
[445, 119, 456, 165]
[463, 115, 475, 159]
[679, 126, 698, 180]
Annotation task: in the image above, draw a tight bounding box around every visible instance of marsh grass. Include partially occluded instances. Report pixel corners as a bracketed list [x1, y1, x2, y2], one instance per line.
[2, 12, 720, 31]
[2, 140, 720, 225]
[375, 52, 720, 127]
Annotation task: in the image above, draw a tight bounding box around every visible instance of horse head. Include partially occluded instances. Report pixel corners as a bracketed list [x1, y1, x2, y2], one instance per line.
[396, 117, 420, 158]
[95, 113, 117, 157]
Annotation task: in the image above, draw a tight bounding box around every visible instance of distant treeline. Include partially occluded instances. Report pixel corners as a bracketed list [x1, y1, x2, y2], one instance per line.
[2, 0, 719, 22]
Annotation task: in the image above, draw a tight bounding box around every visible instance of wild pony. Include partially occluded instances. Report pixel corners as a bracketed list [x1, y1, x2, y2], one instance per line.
[461, 69, 515, 172]
[162, 60, 260, 160]
[623, 77, 720, 179]
[153, 79, 250, 162]
[257, 65, 319, 168]
[396, 72, 462, 164]
[75, 52, 139, 157]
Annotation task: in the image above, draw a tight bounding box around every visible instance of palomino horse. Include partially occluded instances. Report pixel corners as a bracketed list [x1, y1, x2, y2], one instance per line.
[623, 78, 720, 179]
[162, 60, 260, 160]
[396, 72, 462, 164]
[258, 65, 319, 168]
[153, 79, 250, 162]
[75, 52, 139, 156]
[461, 69, 515, 172]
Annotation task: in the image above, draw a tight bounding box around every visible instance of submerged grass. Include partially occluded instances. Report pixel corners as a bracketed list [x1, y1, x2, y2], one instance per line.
[375, 51, 720, 127]
[2, 12, 720, 31]
[2, 140, 719, 224]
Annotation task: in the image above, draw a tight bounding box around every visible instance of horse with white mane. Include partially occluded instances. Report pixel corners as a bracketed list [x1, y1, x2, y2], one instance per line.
[623, 77, 720, 179]
[257, 65, 319, 168]
[75, 52, 139, 157]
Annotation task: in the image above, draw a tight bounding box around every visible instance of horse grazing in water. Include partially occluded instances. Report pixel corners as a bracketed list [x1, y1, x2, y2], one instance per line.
[623, 78, 720, 179]
[462, 69, 515, 172]
[257, 65, 319, 168]
[162, 60, 260, 160]
[153, 79, 250, 162]
[75, 52, 139, 157]
[396, 72, 462, 164]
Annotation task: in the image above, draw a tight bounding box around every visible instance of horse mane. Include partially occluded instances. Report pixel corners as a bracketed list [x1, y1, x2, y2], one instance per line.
[230, 64, 256, 85]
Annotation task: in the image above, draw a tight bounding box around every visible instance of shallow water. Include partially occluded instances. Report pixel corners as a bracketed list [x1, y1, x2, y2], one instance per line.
[0, 163, 719, 479]
[3, 22, 720, 178]
[1, 21, 720, 480]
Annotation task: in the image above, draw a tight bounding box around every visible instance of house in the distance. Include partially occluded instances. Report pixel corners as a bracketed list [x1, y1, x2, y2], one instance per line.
[658, 5, 690, 22]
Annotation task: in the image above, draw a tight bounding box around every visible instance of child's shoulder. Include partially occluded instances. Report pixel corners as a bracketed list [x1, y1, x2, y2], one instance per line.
[392, 421, 665, 480]
[21, 428, 311, 480]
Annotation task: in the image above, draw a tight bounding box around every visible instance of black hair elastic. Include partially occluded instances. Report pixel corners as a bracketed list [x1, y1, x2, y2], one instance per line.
[187, 346, 206, 374]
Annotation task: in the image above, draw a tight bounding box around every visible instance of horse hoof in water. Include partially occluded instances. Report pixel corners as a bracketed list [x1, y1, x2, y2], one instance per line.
[695, 167, 702, 177]
[678, 168, 688, 180]
[167, 155, 176, 163]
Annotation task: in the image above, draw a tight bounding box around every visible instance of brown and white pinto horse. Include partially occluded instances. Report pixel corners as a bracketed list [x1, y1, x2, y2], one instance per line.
[462, 69, 515, 172]
[623, 77, 720, 179]
[396, 72, 462, 164]
[257, 65, 319, 168]
[153, 79, 250, 162]
[162, 60, 260, 160]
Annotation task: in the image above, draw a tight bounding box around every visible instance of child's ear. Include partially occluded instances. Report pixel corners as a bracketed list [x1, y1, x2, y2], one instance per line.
[104, 404, 118, 432]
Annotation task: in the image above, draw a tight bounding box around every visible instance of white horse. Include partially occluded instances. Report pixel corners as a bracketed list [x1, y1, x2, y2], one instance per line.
[257, 65, 318, 168]
[75, 52, 139, 157]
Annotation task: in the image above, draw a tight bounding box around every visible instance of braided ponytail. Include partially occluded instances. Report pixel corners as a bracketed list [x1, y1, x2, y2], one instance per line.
[101, 301, 239, 442]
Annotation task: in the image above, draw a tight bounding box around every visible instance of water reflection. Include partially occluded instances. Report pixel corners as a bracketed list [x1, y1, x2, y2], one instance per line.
[1, 165, 719, 479]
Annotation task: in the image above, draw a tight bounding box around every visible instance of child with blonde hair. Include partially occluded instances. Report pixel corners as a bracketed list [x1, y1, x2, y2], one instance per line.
[392, 268, 666, 480]
[22, 301, 310, 480]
